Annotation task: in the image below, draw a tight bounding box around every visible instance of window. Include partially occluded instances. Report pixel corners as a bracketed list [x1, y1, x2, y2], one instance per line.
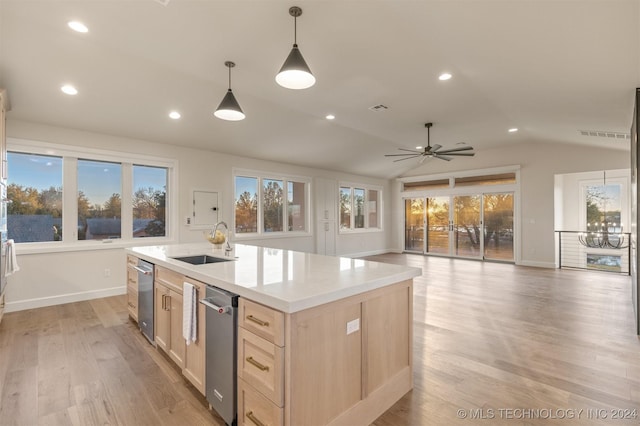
[235, 176, 258, 233]
[7, 139, 175, 249]
[133, 165, 167, 238]
[234, 170, 309, 237]
[263, 179, 284, 232]
[339, 184, 382, 231]
[78, 159, 122, 240]
[7, 152, 63, 243]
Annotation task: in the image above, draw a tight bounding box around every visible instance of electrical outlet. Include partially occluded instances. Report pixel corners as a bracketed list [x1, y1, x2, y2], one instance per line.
[104, 268, 111, 278]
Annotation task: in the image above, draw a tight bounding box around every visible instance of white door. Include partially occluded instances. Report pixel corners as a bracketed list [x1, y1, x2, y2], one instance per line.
[315, 178, 336, 255]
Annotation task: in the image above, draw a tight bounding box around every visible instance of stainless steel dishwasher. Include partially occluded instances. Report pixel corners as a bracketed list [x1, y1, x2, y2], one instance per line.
[200, 285, 239, 426]
[135, 259, 154, 344]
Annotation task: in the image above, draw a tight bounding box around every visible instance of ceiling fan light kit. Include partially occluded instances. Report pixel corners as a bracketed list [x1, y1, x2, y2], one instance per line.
[214, 61, 246, 121]
[275, 6, 316, 90]
[385, 122, 475, 163]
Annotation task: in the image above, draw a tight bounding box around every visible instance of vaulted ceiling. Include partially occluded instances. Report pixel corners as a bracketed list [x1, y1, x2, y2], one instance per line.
[1, 0, 638, 178]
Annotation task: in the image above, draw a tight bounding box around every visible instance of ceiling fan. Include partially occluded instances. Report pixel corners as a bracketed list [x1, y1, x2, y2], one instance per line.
[385, 122, 475, 163]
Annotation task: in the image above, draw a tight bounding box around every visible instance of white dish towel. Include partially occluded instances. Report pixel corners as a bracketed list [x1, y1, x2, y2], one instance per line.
[183, 282, 197, 345]
[5, 239, 20, 277]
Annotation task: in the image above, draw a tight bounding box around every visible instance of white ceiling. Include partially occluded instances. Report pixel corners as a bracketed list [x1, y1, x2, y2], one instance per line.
[1, 0, 639, 179]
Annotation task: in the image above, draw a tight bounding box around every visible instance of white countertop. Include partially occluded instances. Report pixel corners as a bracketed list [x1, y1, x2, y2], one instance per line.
[127, 243, 421, 313]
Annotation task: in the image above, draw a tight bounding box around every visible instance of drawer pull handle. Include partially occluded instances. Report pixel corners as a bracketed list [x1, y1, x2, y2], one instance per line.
[246, 411, 266, 426]
[246, 315, 269, 327]
[246, 356, 269, 371]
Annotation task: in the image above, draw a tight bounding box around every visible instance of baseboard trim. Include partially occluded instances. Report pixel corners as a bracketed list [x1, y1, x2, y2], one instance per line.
[5, 286, 126, 313]
[517, 260, 556, 269]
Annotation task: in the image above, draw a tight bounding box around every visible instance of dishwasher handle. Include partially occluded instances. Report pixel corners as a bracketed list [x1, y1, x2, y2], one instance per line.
[133, 265, 153, 275]
[200, 298, 231, 314]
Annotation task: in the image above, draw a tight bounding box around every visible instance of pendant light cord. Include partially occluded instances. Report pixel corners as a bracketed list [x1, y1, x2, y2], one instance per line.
[228, 64, 231, 90]
[294, 15, 297, 45]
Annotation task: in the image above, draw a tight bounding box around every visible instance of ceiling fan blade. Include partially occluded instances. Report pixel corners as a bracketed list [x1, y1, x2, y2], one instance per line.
[436, 146, 474, 154]
[385, 153, 421, 157]
[393, 155, 422, 162]
[398, 148, 421, 153]
[443, 152, 475, 156]
[430, 144, 442, 152]
[434, 155, 453, 161]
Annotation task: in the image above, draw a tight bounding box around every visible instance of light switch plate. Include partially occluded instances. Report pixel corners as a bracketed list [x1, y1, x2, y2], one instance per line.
[346, 318, 360, 335]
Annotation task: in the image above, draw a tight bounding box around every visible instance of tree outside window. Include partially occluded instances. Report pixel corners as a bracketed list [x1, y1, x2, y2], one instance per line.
[7, 152, 63, 242]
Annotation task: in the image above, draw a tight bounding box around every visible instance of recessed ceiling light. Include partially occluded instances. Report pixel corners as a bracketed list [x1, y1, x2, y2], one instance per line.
[325, 114, 335, 120]
[415, 146, 423, 150]
[438, 73, 452, 81]
[61, 85, 78, 95]
[68, 21, 88, 33]
[169, 111, 181, 119]
[508, 128, 519, 133]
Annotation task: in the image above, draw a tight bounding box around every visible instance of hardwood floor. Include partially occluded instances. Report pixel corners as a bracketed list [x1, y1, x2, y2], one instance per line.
[0, 296, 225, 426]
[368, 254, 640, 426]
[0, 254, 639, 425]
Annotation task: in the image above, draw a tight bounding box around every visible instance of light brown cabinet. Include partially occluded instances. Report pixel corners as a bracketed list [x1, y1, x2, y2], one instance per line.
[182, 277, 207, 395]
[153, 265, 206, 394]
[0, 292, 5, 325]
[126, 255, 139, 321]
[238, 299, 285, 426]
[238, 279, 413, 426]
[154, 265, 185, 368]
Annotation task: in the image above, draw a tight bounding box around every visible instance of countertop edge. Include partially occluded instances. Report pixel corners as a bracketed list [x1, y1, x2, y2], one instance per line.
[126, 245, 421, 313]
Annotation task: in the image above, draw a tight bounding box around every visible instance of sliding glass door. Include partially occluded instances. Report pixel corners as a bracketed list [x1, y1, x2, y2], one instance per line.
[483, 193, 514, 261]
[403, 192, 514, 261]
[426, 197, 450, 255]
[404, 198, 424, 251]
[453, 195, 482, 258]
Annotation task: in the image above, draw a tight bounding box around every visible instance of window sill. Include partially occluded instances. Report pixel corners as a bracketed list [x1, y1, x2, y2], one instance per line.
[338, 228, 384, 235]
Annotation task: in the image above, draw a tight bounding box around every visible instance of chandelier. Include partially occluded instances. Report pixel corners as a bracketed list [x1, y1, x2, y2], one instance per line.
[578, 171, 627, 249]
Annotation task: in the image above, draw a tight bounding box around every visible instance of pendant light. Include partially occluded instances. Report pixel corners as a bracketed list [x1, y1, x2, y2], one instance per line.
[214, 61, 245, 121]
[275, 6, 315, 90]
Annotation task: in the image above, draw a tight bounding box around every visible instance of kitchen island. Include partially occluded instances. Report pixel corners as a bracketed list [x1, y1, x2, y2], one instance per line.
[127, 243, 421, 426]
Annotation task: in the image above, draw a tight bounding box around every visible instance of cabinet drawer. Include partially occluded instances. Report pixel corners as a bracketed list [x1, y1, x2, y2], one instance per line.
[155, 265, 184, 293]
[127, 284, 138, 320]
[238, 327, 284, 406]
[127, 254, 138, 267]
[127, 268, 138, 286]
[239, 299, 285, 346]
[238, 378, 283, 426]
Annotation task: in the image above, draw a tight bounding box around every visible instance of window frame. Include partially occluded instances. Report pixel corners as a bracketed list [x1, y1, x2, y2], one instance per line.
[233, 168, 311, 239]
[7, 137, 178, 254]
[338, 182, 383, 233]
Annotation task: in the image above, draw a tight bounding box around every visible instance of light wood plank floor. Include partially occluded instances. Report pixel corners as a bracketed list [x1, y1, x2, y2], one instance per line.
[0, 254, 638, 425]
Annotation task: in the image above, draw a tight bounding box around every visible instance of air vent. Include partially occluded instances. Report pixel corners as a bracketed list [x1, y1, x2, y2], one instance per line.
[578, 129, 630, 140]
[369, 104, 389, 111]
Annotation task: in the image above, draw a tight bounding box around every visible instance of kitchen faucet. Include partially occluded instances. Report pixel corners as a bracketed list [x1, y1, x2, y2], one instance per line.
[212, 221, 232, 256]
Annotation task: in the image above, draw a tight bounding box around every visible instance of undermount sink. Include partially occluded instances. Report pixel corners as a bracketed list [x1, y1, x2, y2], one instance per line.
[171, 255, 233, 265]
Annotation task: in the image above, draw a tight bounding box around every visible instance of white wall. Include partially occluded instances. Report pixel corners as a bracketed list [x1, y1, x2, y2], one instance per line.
[394, 140, 629, 267]
[5, 119, 391, 312]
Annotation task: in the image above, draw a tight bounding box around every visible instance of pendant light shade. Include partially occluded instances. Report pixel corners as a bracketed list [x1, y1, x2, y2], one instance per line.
[214, 61, 245, 121]
[276, 6, 315, 90]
